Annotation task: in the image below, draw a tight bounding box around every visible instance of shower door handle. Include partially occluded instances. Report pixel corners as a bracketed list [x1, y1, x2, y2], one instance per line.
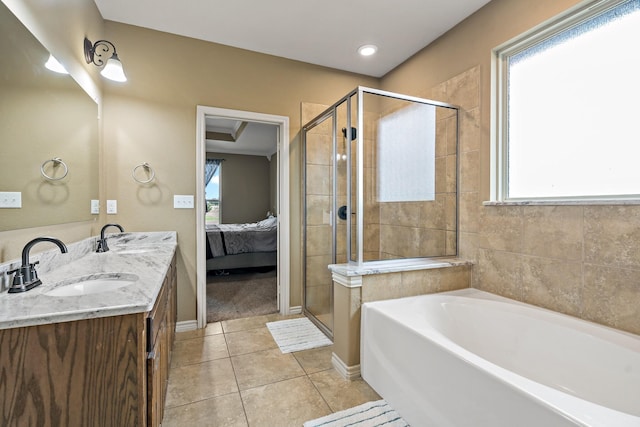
[338, 206, 347, 220]
[337, 205, 355, 220]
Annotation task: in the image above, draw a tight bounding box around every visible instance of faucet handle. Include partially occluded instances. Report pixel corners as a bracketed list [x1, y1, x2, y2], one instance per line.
[7, 267, 26, 289]
[96, 238, 108, 253]
[7, 259, 38, 275]
[29, 262, 40, 280]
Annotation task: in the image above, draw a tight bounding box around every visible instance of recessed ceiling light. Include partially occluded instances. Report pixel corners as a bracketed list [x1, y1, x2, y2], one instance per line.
[357, 44, 378, 57]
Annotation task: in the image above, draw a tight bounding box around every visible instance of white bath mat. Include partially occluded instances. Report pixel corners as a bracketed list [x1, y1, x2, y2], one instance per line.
[266, 317, 332, 353]
[304, 400, 409, 427]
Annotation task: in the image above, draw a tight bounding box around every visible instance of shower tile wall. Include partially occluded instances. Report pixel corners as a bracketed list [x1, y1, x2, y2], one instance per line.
[362, 110, 380, 260]
[361, 266, 470, 303]
[431, 65, 640, 335]
[363, 102, 457, 260]
[424, 66, 481, 270]
[336, 101, 351, 264]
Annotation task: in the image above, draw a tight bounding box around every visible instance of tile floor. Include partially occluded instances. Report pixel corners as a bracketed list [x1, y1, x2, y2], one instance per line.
[162, 313, 380, 427]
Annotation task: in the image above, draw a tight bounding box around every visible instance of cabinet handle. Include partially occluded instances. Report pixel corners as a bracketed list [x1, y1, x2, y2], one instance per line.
[147, 350, 155, 360]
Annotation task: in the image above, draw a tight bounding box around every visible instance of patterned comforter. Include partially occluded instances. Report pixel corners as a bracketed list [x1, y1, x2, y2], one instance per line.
[206, 222, 277, 257]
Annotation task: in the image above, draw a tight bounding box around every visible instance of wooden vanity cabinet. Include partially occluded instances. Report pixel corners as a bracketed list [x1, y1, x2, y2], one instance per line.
[0, 255, 177, 427]
[147, 256, 177, 427]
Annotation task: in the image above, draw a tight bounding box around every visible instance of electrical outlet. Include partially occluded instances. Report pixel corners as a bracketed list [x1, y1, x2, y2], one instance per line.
[0, 192, 22, 208]
[106, 199, 117, 214]
[174, 195, 194, 209]
[91, 199, 100, 214]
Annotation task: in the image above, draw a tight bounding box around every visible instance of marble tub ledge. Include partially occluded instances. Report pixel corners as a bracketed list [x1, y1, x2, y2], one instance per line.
[329, 257, 473, 276]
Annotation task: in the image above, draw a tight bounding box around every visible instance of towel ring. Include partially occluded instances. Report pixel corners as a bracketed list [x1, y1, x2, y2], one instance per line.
[40, 157, 68, 181]
[132, 162, 155, 183]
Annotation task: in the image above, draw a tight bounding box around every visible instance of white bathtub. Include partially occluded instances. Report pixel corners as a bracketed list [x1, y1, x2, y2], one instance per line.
[361, 289, 640, 427]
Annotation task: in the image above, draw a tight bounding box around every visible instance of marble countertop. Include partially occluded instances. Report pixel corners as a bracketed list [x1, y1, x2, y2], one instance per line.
[0, 231, 177, 330]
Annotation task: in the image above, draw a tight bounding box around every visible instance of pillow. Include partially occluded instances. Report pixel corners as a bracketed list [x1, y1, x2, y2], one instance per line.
[257, 216, 277, 228]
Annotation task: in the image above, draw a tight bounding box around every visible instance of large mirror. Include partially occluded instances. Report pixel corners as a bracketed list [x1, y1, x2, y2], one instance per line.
[0, 2, 99, 231]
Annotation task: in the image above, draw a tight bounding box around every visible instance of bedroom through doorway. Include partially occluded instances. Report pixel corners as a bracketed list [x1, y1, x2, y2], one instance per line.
[196, 107, 290, 326]
[204, 145, 278, 322]
[196, 106, 291, 329]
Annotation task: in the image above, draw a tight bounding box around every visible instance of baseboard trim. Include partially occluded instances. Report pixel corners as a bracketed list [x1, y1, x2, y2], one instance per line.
[288, 305, 302, 315]
[331, 352, 361, 380]
[176, 320, 198, 333]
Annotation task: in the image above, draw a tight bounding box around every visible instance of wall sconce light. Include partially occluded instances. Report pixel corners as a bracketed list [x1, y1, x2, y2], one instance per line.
[83, 37, 127, 82]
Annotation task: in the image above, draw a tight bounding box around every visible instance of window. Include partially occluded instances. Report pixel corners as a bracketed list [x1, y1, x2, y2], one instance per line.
[492, 0, 640, 202]
[205, 159, 221, 225]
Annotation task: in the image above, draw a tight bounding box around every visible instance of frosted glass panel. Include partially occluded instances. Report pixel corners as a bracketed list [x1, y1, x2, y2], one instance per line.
[377, 103, 436, 202]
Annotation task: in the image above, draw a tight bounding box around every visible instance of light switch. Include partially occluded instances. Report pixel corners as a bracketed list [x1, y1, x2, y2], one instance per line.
[174, 195, 194, 209]
[106, 199, 117, 214]
[0, 192, 22, 208]
[91, 199, 100, 214]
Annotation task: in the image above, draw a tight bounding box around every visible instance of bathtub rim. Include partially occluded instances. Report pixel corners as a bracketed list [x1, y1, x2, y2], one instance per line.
[361, 288, 640, 427]
[443, 288, 638, 341]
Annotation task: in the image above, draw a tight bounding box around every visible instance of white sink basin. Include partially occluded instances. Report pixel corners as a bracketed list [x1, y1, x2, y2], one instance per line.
[46, 273, 139, 297]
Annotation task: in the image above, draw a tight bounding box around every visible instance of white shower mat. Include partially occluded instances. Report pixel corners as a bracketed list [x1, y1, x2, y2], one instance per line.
[266, 317, 332, 353]
[303, 400, 409, 427]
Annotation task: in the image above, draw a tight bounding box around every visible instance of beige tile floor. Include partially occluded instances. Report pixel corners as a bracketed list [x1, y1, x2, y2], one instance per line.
[162, 313, 380, 427]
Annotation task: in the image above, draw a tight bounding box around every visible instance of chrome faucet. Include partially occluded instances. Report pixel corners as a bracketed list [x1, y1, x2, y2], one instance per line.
[8, 237, 68, 293]
[96, 224, 124, 253]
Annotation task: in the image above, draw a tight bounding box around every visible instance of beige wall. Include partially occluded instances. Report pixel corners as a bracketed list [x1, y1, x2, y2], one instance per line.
[102, 21, 378, 321]
[0, 0, 103, 262]
[382, 0, 640, 335]
[208, 152, 271, 224]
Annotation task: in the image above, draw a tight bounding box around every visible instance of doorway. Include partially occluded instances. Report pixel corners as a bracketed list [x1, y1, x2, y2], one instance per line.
[196, 106, 290, 329]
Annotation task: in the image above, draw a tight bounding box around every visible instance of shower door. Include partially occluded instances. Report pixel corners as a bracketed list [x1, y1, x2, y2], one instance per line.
[303, 98, 353, 337]
[304, 111, 334, 336]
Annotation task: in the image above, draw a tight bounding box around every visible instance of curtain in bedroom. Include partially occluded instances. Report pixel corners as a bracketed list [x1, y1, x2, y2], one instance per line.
[205, 158, 222, 186]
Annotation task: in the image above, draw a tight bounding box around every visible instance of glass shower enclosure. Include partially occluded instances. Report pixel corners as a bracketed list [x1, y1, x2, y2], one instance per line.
[303, 87, 459, 337]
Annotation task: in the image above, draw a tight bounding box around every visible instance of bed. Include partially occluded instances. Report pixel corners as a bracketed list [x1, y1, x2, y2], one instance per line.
[205, 216, 277, 271]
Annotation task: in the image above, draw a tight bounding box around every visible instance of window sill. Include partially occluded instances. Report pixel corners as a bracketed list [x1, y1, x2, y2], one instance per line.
[483, 199, 640, 207]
